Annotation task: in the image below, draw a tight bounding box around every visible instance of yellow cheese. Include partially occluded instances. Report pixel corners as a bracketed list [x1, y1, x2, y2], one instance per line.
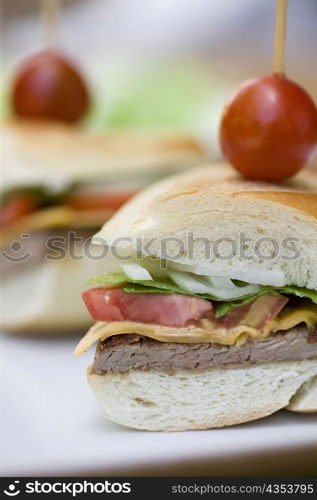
[0, 206, 110, 245]
[0, 207, 73, 246]
[74, 303, 317, 356]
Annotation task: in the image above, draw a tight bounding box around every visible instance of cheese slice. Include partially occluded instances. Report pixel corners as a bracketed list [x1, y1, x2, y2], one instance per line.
[74, 303, 317, 356]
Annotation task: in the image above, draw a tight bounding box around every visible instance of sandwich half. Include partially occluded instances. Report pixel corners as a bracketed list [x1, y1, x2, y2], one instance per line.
[76, 162, 317, 431]
[0, 120, 207, 333]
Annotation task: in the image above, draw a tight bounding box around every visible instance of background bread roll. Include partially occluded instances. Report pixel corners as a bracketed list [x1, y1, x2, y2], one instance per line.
[1, 121, 208, 334]
[1, 120, 208, 192]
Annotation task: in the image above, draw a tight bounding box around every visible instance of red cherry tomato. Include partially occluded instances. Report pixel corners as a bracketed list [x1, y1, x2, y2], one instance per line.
[12, 50, 90, 123]
[220, 74, 317, 181]
[0, 195, 38, 227]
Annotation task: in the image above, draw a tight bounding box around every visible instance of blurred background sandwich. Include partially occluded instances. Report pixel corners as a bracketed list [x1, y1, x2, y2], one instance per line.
[0, 120, 207, 333]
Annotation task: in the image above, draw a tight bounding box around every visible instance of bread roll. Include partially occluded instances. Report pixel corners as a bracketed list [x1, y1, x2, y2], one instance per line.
[84, 162, 317, 429]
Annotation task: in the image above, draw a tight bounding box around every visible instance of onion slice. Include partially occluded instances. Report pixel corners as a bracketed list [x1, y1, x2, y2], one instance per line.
[120, 263, 152, 281]
[168, 270, 259, 299]
[168, 261, 285, 286]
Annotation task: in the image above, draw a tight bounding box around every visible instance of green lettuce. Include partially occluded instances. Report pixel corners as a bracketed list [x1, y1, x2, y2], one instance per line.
[1, 185, 72, 208]
[86, 273, 317, 318]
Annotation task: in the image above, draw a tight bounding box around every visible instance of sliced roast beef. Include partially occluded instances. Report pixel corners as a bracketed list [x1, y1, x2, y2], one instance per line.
[91, 326, 317, 373]
[308, 324, 317, 343]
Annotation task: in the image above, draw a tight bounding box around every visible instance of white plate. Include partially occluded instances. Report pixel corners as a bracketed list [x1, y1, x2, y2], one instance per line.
[1, 333, 316, 476]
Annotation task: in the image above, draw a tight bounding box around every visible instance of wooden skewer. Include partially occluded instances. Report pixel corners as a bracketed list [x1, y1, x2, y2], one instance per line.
[273, 0, 288, 75]
[40, 0, 60, 48]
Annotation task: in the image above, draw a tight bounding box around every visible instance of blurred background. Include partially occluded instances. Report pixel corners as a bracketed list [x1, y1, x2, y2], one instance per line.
[2, 0, 317, 151]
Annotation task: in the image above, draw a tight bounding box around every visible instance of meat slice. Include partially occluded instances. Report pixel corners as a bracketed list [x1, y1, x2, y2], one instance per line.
[82, 288, 212, 327]
[91, 326, 317, 373]
[308, 324, 317, 343]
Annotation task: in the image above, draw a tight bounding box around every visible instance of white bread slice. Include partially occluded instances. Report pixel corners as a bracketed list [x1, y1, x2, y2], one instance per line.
[286, 375, 317, 413]
[88, 360, 317, 431]
[94, 162, 317, 290]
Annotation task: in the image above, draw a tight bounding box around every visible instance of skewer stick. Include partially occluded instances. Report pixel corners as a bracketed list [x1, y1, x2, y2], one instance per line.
[40, 0, 60, 48]
[273, 0, 288, 75]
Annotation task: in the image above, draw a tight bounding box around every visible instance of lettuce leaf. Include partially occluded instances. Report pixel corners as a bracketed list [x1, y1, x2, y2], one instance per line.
[86, 272, 268, 300]
[101, 66, 211, 130]
[1, 185, 72, 208]
[86, 272, 128, 288]
[87, 272, 317, 318]
[86, 273, 317, 318]
[278, 286, 317, 303]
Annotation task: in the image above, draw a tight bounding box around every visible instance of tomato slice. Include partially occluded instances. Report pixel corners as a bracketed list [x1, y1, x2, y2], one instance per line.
[0, 189, 136, 228]
[82, 288, 126, 322]
[67, 191, 137, 212]
[0, 195, 38, 227]
[82, 288, 213, 327]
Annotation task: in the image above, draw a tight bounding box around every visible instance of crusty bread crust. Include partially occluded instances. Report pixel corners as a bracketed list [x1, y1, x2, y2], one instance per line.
[96, 162, 317, 238]
[94, 163, 317, 290]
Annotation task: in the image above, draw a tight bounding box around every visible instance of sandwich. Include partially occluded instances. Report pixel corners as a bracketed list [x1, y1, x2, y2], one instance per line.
[75, 162, 317, 431]
[0, 120, 207, 333]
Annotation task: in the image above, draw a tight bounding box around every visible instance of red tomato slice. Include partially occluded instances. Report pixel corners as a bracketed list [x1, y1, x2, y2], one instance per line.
[0, 195, 38, 227]
[82, 288, 212, 328]
[67, 191, 137, 211]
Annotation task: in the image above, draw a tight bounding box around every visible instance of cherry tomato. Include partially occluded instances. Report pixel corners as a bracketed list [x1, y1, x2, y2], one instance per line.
[67, 191, 137, 212]
[0, 195, 38, 227]
[220, 74, 317, 181]
[12, 50, 90, 123]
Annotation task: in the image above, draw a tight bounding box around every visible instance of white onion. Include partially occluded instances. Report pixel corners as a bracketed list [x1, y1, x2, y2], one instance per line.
[120, 263, 152, 281]
[168, 270, 259, 299]
[206, 276, 236, 289]
[168, 270, 213, 294]
[205, 276, 260, 295]
[226, 269, 285, 287]
[167, 261, 285, 286]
